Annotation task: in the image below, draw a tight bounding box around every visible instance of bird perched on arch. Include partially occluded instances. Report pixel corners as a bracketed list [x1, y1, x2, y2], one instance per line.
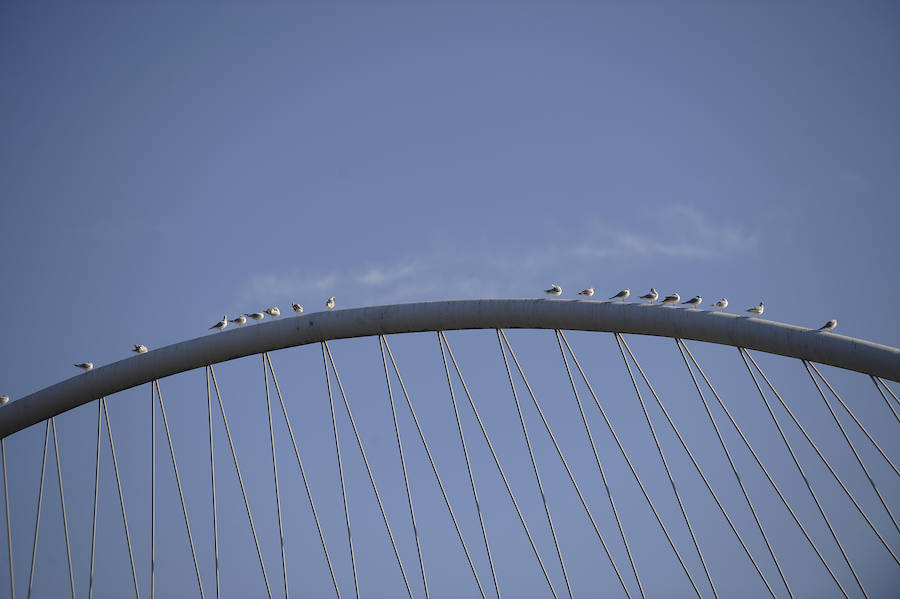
[246, 312, 264, 322]
[712, 298, 728, 311]
[326, 297, 336, 309]
[681, 295, 702, 307]
[209, 315, 227, 331]
[640, 288, 659, 303]
[291, 302, 303, 314]
[746, 302, 764, 316]
[609, 289, 630, 301]
[265, 306, 280, 318]
[660, 292, 681, 305]
[230, 315, 247, 327]
[74, 362, 93, 371]
[818, 319, 837, 331]
[544, 284, 562, 296]
[0, 395, 9, 406]
[132, 344, 148, 354]
[577, 287, 594, 297]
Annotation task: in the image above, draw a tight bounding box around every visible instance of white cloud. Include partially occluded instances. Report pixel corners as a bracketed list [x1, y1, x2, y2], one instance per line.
[235, 205, 757, 306]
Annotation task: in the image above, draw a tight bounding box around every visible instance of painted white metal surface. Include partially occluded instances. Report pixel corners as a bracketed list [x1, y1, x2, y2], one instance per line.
[2, 299, 898, 438]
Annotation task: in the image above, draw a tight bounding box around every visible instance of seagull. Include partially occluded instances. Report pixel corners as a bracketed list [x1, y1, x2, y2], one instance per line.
[291, 302, 303, 314]
[660, 292, 681, 305]
[818, 319, 837, 331]
[681, 295, 702, 307]
[712, 298, 728, 311]
[544, 284, 562, 296]
[578, 288, 594, 297]
[74, 362, 94, 371]
[209, 315, 227, 331]
[746, 302, 765, 316]
[230, 315, 247, 327]
[0, 395, 8, 406]
[326, 297, 336, 309]
[640, 288, 659, 303]
[609, 289, 630, 301]
[132, 344, 148, 354]
[245, 312, 265, 321]
[265, 306, 280, 318]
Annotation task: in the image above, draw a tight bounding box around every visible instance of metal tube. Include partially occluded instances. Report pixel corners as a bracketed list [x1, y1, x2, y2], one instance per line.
[7, 299, 899, 439]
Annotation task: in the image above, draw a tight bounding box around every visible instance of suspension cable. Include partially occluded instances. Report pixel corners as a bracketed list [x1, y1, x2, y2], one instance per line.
[614, 335, 721, 599]
[620, 335, 780, 598]
[88, 400, 101, 599]
[323, 341, 416, 599]
[103, 397, 142, 598]
[50, 418, 76, 599]
[26, 419, 49, 599]
[804, 362, 900, 536]
[495, 331, 575, 599]
[678, 343, 849, 598]
[871, 377, 900, 427]
[2, 436, 13, 599]
[378, 338, 429, 599]
[206, 367, 220, 599]
[437, 331, 560, 599]
[555, 330, 645, 599]
[557, 331, 704, 599]
[383, 335, 490, 599]
[743, 350, 900, 568]
[208, 365, 273, 599]
[501, 329, 634, 598]
[266, 353, 342, 599]
[876, 377, 900, 406]
[806, 368, 899, 477]
[321, 342, 358, 599]
[739, 349, 868, 598]
[151, 383, 156, 599]
[675, 340, 794, 599]
[263, 354, 289, 599]
[155, 380, 206, 597]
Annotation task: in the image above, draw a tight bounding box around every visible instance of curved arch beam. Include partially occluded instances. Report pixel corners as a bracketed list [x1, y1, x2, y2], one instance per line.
[3, 299, 899, 438]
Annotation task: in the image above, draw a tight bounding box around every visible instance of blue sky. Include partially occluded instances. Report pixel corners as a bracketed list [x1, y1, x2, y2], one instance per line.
[2, 2, 899, 597]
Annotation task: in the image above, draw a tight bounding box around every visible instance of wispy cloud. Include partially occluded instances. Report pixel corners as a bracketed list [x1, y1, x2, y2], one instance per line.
[236, 205, 757, 306]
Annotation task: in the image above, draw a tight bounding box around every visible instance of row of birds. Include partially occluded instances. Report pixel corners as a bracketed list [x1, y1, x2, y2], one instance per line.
[544, 285, 838, 331]
[65, 298, 342, 374]
[60, 288, 834, 377]
[209, 297, 335, 332]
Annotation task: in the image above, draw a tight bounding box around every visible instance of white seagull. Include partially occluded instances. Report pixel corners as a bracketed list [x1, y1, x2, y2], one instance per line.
[291, 302, 304, 314]
[265, 306, 281, 318]
[681, 295, 702, 307]
[209, 315, 227, 331]
[230, 315, 247, 327]
[326, 297, 336, 309]
[660, 292, 681, 305]
[0, 395, 9, 406]
[746, 302, 765, 316]
[640, 288, 659, 303]
[132, 344, 148, 354]
[74, 362, 94, 371]
[712, 298, 728, 311]
[246, 312, 265, 321]
[818, 319, 838, 331]
[609, 289, 630, 301]
[578, 288, 595, 297]
[544, 284, 562, 297]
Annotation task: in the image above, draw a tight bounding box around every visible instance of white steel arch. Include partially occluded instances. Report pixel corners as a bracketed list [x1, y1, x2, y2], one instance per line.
[2, 298, 899, 439]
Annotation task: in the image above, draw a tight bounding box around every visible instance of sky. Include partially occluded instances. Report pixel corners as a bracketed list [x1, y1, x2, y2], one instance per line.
[1, 2, 899, 598]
